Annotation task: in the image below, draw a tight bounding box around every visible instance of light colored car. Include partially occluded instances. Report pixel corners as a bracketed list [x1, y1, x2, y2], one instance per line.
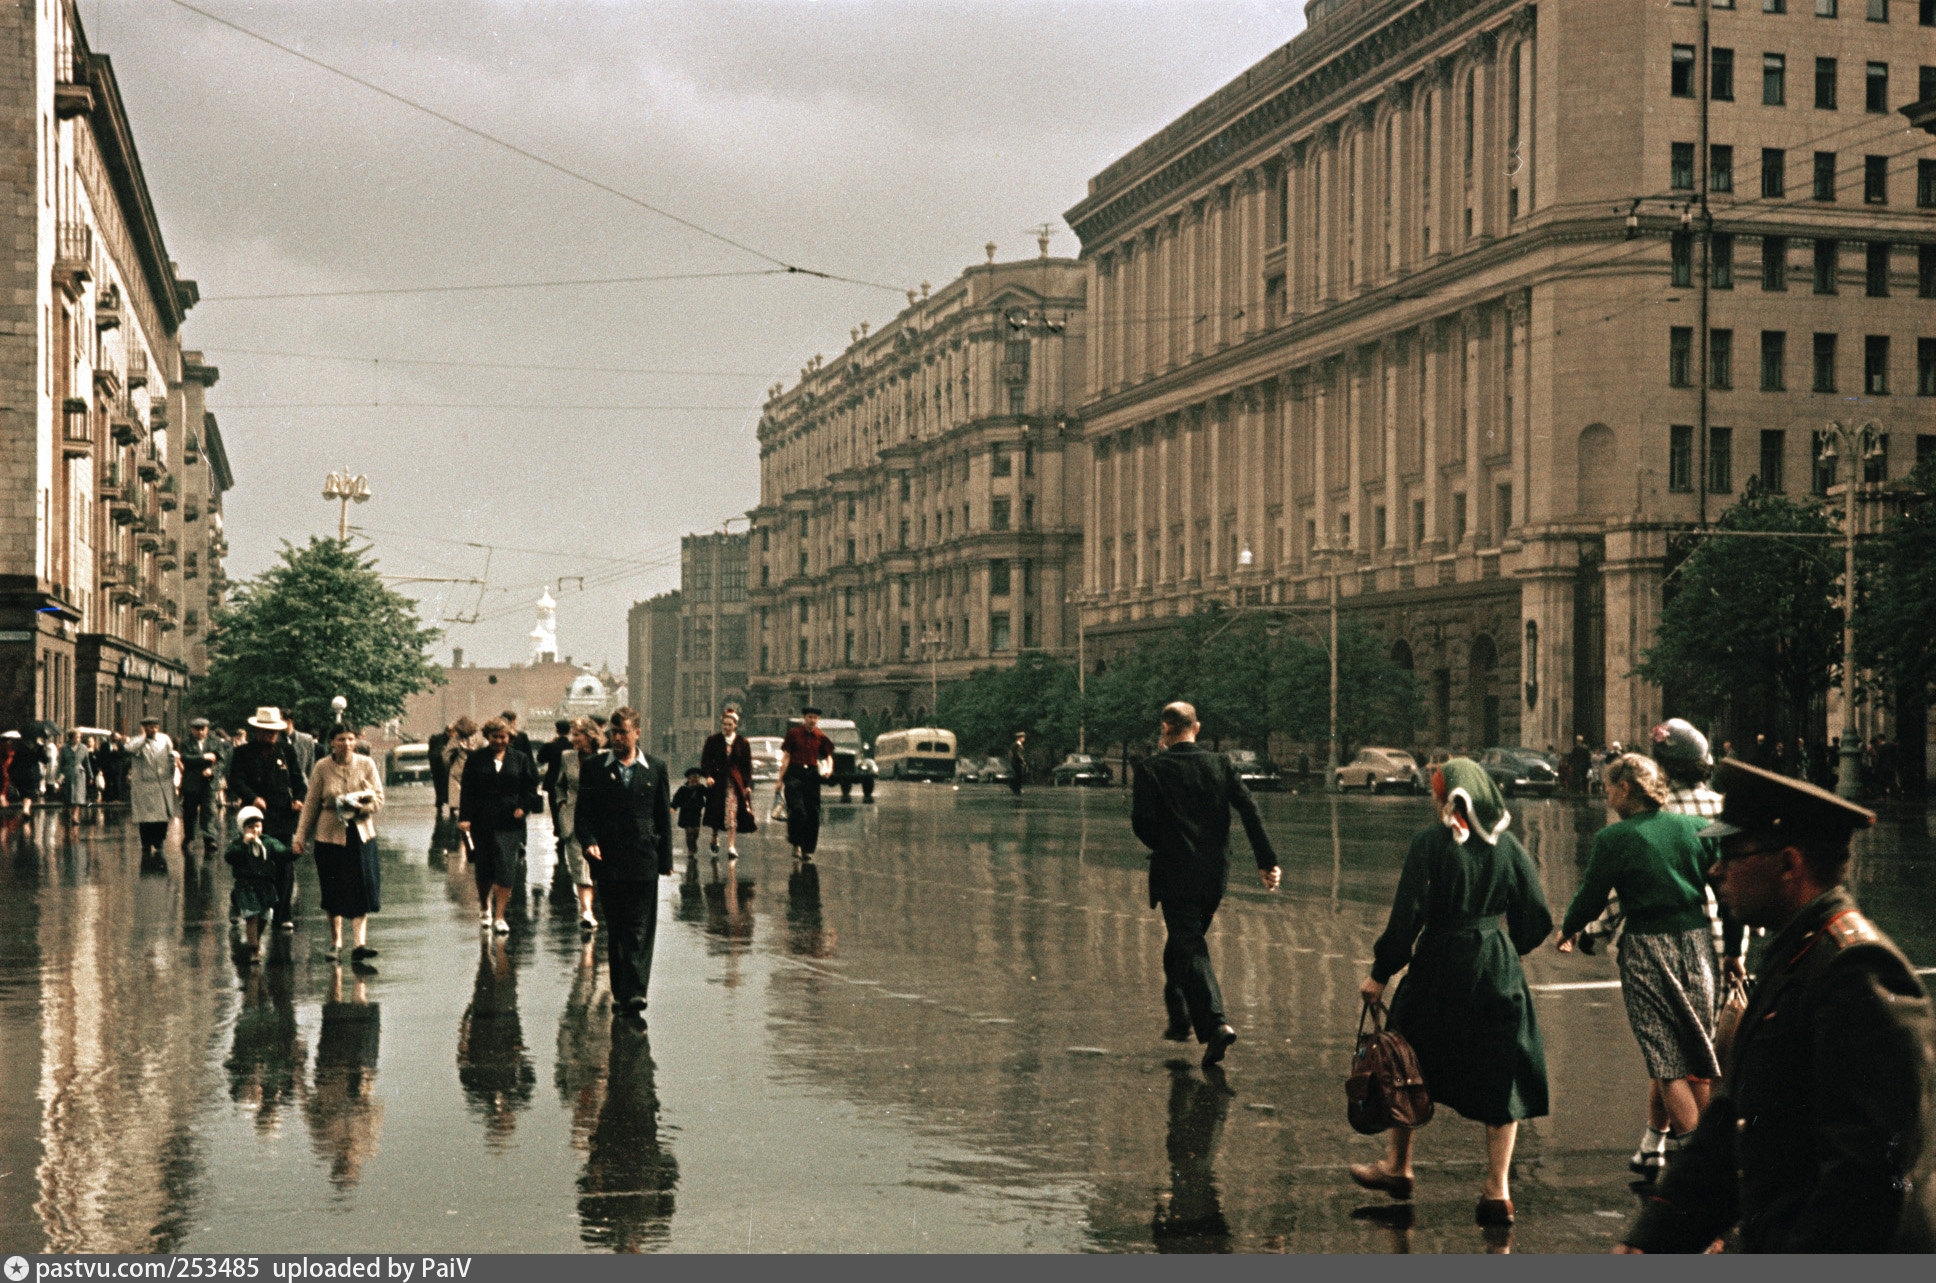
[1334, 747, 1424, 793]
[748, 735, 784, 785]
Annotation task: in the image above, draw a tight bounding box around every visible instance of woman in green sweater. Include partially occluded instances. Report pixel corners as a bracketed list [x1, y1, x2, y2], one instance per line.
[1559, 752, 1720, 1170]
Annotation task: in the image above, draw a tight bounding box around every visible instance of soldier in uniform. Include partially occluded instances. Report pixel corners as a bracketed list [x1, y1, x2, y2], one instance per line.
[1619, 759, 1935, 1253]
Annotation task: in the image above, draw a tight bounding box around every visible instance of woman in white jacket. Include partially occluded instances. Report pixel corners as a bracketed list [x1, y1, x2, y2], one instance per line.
[295, 724, 386, 962]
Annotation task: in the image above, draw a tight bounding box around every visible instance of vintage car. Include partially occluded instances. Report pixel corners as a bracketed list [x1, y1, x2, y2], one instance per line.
[1050, 754, 1113, 787]
[1333, 746, 1425, 793]
[1479, 746, 1561, 797]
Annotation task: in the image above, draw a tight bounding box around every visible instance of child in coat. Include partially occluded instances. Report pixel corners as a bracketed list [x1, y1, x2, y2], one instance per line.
[671, 768, 708, 868]
[226, 805, 293, 962]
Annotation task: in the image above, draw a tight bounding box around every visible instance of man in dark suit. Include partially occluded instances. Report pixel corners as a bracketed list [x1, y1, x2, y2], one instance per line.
[1131, 701, 1280, 1068]
[428, 726, 451, 818]
[577, 706, 673, 1021]
[180, 717, 230, 855]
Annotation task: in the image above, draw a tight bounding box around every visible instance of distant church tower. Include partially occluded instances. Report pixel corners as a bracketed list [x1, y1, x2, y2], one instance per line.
[530, 588, 559, 664]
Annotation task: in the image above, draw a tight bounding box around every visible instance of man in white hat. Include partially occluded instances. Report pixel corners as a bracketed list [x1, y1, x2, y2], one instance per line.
[127, 715, 179, 867]
[226, 708, 308, 928]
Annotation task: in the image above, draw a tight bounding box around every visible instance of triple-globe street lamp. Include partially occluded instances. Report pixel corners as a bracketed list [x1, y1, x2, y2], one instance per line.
[322, 468, 371, 542]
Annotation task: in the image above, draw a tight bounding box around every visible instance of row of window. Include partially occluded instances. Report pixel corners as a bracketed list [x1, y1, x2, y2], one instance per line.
[1669, 144, 1936, 205]
[757, 611, 1041, 674]
[1672, 49, 1932, 111]
[1669, 234, 1936, 295]
[1674, 0, 1936, 21]
[1667, 425, 1936, 495]
[1669, 327, 1936, 394]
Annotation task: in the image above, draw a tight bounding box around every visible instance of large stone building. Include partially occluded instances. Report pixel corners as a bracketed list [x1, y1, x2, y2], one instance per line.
[1063, 0, 1936, 753]
[627, 591, 681, 758]
[661, 531, 750, 758]
[742, 248, 1087, 736]
[0, 2, 230, 736]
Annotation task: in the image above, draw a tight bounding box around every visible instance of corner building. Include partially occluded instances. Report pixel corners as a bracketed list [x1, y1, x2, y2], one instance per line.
[1065, 0, 1936, 752]
[743, 253, 1086, 733]
[0, 2, 225, 735]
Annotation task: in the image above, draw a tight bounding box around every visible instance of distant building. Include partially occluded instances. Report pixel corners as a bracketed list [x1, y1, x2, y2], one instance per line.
[743, 248, 1087, 736]
[669, 531, 749, 756]
[627, 591, 680, 757]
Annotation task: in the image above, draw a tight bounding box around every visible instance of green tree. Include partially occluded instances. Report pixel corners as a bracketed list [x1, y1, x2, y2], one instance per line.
[1855, 457, 1936, 795]
[1267, 620, 1419, 756]
[936, 653, 1083, 767]
[1637, 485, 1840, 740]
[196, 538, 445, 734]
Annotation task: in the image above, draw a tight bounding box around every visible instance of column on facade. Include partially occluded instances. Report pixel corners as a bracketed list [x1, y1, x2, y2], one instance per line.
[1234, 388, 1256, 570]
[1086, 437, 1104, 595]
[1277, 372, 1298, 574]
[1116, 430, 1134, 591]
[1346, 356, 1365, 554]
[1382, 345, 1401, 556]
[1178, 409, 1197, 581]
[1284, 143, 1307, 314]
[1203, 403, 1223, 578]
[1312, 369, 1331, 562]
[1601, 525, 1667, 750]
[1090, 253, 1110, 396]
[1237, 169, 1259, 341]
[1421, 324, 1440, 549]
[1462, 309, 1483, 546]
[1513, 290, 1533, 534]
[1510, 20, 1536, 220]
[1157, 418, 1173, 586]
[1470, 32, 1499, 243]
[1387, 83, 1411, 278]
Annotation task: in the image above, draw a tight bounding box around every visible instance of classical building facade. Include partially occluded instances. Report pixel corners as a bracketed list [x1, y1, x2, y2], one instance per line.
[743, 250, 1087, 735]
[0, 2, 229, 735]
[1063, 0, 1936, 753]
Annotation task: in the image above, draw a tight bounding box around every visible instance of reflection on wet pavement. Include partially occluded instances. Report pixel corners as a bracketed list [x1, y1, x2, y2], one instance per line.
[0, 787, 1928, 1252]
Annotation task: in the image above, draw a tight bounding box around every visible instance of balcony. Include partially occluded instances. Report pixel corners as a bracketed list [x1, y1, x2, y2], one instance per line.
[61, 398, 92, 458]
[54, 49, 93, 119]
[135, 519, 162, 551]
[137, 451, 161, 481]
[158, 538, 178, 571]
[93, 365, 120, 399]
[109, 482, 138, 524]
[157, 474, 178, 510]
[126, 350, 148, 389]
[53, 221, 91, 297]
[184, 609, 199, 633]
[93, 284, 121, 331]
[110, 403, 142, 445]
[97, 462, 121, 498]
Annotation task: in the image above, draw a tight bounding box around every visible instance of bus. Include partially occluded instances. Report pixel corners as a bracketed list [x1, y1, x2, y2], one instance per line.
[872, 728, 958, 781]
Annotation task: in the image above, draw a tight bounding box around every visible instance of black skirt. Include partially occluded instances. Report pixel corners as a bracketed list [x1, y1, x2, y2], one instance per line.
[473, 826, 525, 889]
[315, 830, 381, 918]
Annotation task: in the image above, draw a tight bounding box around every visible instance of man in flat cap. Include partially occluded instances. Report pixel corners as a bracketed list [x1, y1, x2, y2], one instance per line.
[1619, 759, 1935, 1253]
[180, 716, 229, 857]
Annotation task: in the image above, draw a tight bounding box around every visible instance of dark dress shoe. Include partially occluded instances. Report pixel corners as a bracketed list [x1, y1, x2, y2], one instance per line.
[1348, 1163, 1415, 1201]
[351, 946, 378, 960]
[1202, 1024, 1237, 1067]
[1476, 1197, 1515, 1226]
[1162, 1022, 1193, 1042]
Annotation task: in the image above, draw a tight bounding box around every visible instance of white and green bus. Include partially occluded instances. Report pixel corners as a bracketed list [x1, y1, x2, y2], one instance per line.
[872, 728, 958, 781]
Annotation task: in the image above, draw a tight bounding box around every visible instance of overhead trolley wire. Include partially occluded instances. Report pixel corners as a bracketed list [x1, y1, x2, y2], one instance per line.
[166, 0, 906, 294]
[197, 348, 772, 378]
[199, 269, 789, 302]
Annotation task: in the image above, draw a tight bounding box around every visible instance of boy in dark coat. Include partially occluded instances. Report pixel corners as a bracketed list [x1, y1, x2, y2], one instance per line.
[226, 806, 294, 962]
[670, 768, 707, 869]
[576, 708, 673, 1020]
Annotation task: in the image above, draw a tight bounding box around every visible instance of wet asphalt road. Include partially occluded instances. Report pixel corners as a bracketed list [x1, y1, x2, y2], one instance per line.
[0, 781, 1929, 1254]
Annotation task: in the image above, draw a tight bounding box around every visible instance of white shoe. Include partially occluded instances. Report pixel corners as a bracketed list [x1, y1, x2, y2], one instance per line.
[493, 919, 510, 934]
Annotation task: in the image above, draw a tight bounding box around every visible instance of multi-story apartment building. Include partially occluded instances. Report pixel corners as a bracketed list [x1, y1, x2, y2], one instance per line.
[627, 592, 681, 758]
[1063, 0, 1936, 754]
[743, 249, 1087, 735]
[0, 2, 226, 735]
[666, 531, 749, 758]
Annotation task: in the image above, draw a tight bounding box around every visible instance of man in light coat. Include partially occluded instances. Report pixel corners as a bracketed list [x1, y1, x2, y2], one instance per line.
[127, 715, 180, 868]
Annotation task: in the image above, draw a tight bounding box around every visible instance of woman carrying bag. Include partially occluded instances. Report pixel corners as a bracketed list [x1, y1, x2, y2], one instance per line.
[1351, 759, 1553, 1227]
[458, 717, 542, 934]
[295, 724, 386, 962]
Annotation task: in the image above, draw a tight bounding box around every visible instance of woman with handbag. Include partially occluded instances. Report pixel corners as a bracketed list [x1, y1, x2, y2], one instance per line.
[1352, 759, 1553, 1226]
[295, 724, 386, 962]
[1558, 752, 1721, 1181]
[458, 717, 542, 934]
[700, 708, 756, 863]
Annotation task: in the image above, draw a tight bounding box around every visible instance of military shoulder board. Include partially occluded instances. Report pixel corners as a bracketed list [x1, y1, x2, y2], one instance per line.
[1823, 910, 1882, 950]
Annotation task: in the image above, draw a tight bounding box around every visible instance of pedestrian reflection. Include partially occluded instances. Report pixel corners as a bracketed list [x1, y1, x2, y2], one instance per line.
[674, 857, 705, 922]
[1348, 1202, 1416, 1251]
[786, 860, 835, 957]
[456, 936, 535, 1146]
[556, 937, 611, 1149]
[577, 1023, 677, 1252]
[224, 958, 306, 1133]
[1150, 1061, 1232, 1252]
[701, 863, 755, 985]
[306, 965, 383, 1189]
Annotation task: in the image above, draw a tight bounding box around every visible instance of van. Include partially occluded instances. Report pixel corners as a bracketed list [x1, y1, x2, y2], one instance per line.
[873, 728, 958, 781]
[385, 743, 433, 786]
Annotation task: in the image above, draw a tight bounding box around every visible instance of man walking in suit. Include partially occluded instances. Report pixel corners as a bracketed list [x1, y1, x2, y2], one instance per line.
[180, 717, 230, 856]
[577, 707, 673, 1021]
[1131, 702, 1280, 1067]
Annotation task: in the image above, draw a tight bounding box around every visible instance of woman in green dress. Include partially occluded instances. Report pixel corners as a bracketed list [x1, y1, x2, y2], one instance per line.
[1351, 759, 1554, 1227]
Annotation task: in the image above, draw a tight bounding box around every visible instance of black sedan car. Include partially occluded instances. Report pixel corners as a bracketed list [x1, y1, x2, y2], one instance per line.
[1226, 749, 1285, 792]
[1050, 754, 1113, 787]
[1478, 747, 1560, 797]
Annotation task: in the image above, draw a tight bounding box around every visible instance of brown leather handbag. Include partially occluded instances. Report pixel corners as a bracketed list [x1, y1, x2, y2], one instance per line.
[1346, 999, 1435, 1134]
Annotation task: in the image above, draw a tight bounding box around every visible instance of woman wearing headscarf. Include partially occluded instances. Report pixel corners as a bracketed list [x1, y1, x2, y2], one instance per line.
[699, 707, 755, 863]
[1351, 759, 1553, 1227]
[295, 724, 387, 962]
[458, 717, 541, 934]
[1559, 752, 1720, 1181]
[553, 717, 600, 932]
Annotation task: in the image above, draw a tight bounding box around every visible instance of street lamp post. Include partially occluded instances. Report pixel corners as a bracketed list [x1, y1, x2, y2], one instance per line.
[1817, 420, 1885, 801]
[322, 468, 371, 542]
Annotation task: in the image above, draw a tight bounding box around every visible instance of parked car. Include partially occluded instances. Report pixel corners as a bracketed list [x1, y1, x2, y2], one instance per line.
[1226, 749, 1284, 792]
[748, 736, 785, 786]
[1334, 747, 1425, 793]
[1479, 747, 1560, 797]
[384, 743, 433, 786]
[1051, 754, 1113, 787]
[968, 755, 1011, 785]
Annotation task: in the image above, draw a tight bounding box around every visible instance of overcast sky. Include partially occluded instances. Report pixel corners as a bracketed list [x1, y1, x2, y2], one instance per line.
[97, 0, 1304, 672]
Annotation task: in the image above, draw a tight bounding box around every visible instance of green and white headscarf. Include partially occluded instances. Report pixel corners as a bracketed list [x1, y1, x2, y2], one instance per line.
[1432, 757, 1512, 846]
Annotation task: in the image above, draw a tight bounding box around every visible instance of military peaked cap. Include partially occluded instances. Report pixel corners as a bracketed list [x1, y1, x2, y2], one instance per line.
[1699, 758, 1876, 841]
